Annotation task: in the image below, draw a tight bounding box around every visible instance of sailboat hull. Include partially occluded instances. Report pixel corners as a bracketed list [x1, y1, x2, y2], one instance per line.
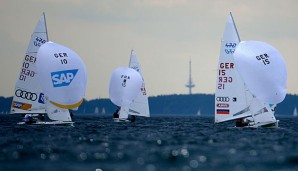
[113, 118, 131, 123]
[249, 120, 279, 128]
[230, 120, 279, 129]
[17, 121, 74, 126]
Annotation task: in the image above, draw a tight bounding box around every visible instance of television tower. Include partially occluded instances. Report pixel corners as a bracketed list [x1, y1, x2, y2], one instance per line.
[185, 58, 195, 94]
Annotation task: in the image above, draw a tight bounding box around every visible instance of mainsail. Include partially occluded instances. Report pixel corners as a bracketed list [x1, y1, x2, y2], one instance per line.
[11, 13, 48, 114]
[127, 50, 150, 117]
[215, 12, 253, 123]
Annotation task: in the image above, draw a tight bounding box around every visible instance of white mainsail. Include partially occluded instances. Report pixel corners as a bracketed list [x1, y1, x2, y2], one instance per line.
[11, 13, 48, 114]
[127, 50, 150, 117]
[215, 12, 253, 123]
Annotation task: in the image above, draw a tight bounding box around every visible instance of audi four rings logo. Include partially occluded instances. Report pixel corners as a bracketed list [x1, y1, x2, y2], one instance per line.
[15, 89, 37, 101]
[216, 97, 230, 102]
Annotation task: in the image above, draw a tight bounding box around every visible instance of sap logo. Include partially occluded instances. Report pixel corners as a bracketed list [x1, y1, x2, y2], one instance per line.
[12, 101, 32, 110]
[13, 101, 24, 108]
[51, 69, 78, 87]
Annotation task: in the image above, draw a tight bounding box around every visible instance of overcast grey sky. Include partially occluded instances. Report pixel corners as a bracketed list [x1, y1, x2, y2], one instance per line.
[1, 0, 297, 100]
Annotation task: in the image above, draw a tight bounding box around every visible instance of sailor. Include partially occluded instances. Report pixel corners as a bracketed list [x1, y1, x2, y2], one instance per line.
[235, 118, 249, 127]
[37, 114, 45, 121]
[128, 115, 136, 122]
[23, 114, 36, 124]
[70, 111, 74, 118]
[113, 107, 120, 119]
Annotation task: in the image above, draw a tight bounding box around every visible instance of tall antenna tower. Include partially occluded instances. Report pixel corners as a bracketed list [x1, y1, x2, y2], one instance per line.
[185, 58, 195, 94]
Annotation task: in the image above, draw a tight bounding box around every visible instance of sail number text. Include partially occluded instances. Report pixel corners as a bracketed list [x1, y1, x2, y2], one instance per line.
[121, 75, 130, 87]
[141, 87, 147, 95]
[256, 53, 270, 65]
[34, 37, 46, 47]
[54, 52, 68, 65]
[218, 63, 233, 90]
[19, 55, 36, 81]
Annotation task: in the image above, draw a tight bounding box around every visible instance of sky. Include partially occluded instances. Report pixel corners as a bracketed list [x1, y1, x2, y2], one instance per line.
[0, 0, 298, 100]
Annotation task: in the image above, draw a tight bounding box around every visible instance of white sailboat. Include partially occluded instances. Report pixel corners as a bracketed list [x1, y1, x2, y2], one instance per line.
[293, 107, 297, 117]
[197, 109, 201, 116]
[215, 12, 281, 128]
[109, 62, 145, 122]
[10, 13, 83, 126]
[126, 50, 150, 118]
[114, 50, 150, 121]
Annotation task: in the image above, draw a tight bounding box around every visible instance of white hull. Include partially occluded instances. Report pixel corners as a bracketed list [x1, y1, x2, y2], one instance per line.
[17, 120, 74, 126]
[248, 120, 279, 128]
[113, 118, 131, 123]
[232, 120, 279, 129]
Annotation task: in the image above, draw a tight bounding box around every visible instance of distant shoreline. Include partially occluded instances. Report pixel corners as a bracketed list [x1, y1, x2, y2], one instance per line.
[1, 93, 298, 116]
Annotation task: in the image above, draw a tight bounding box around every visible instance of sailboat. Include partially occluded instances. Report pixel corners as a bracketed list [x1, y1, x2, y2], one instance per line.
[10, 13, 85, 125]
[215, 12, 284, 128]
[197, 109, 201, 116]
[109, 50, 150, 122]
[293, 107, 297, 117]
[109, 66, 143, 122]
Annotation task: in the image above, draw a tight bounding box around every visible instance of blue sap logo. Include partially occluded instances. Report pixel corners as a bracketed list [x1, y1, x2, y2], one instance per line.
[51, 69, 78, 87]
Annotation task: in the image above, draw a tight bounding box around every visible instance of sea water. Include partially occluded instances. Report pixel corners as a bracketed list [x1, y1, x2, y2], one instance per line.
[0, 114, 298, 171]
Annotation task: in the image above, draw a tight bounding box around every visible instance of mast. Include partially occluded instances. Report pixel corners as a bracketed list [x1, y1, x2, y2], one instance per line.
[185, 58, 195, 94]
[229, 12, 240, 42]
[43, 12, 49, 41]
[128, 49, 133, 66]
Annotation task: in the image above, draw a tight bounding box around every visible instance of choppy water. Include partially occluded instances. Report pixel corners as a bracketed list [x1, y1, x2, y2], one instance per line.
[0, 114, 298, 171]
